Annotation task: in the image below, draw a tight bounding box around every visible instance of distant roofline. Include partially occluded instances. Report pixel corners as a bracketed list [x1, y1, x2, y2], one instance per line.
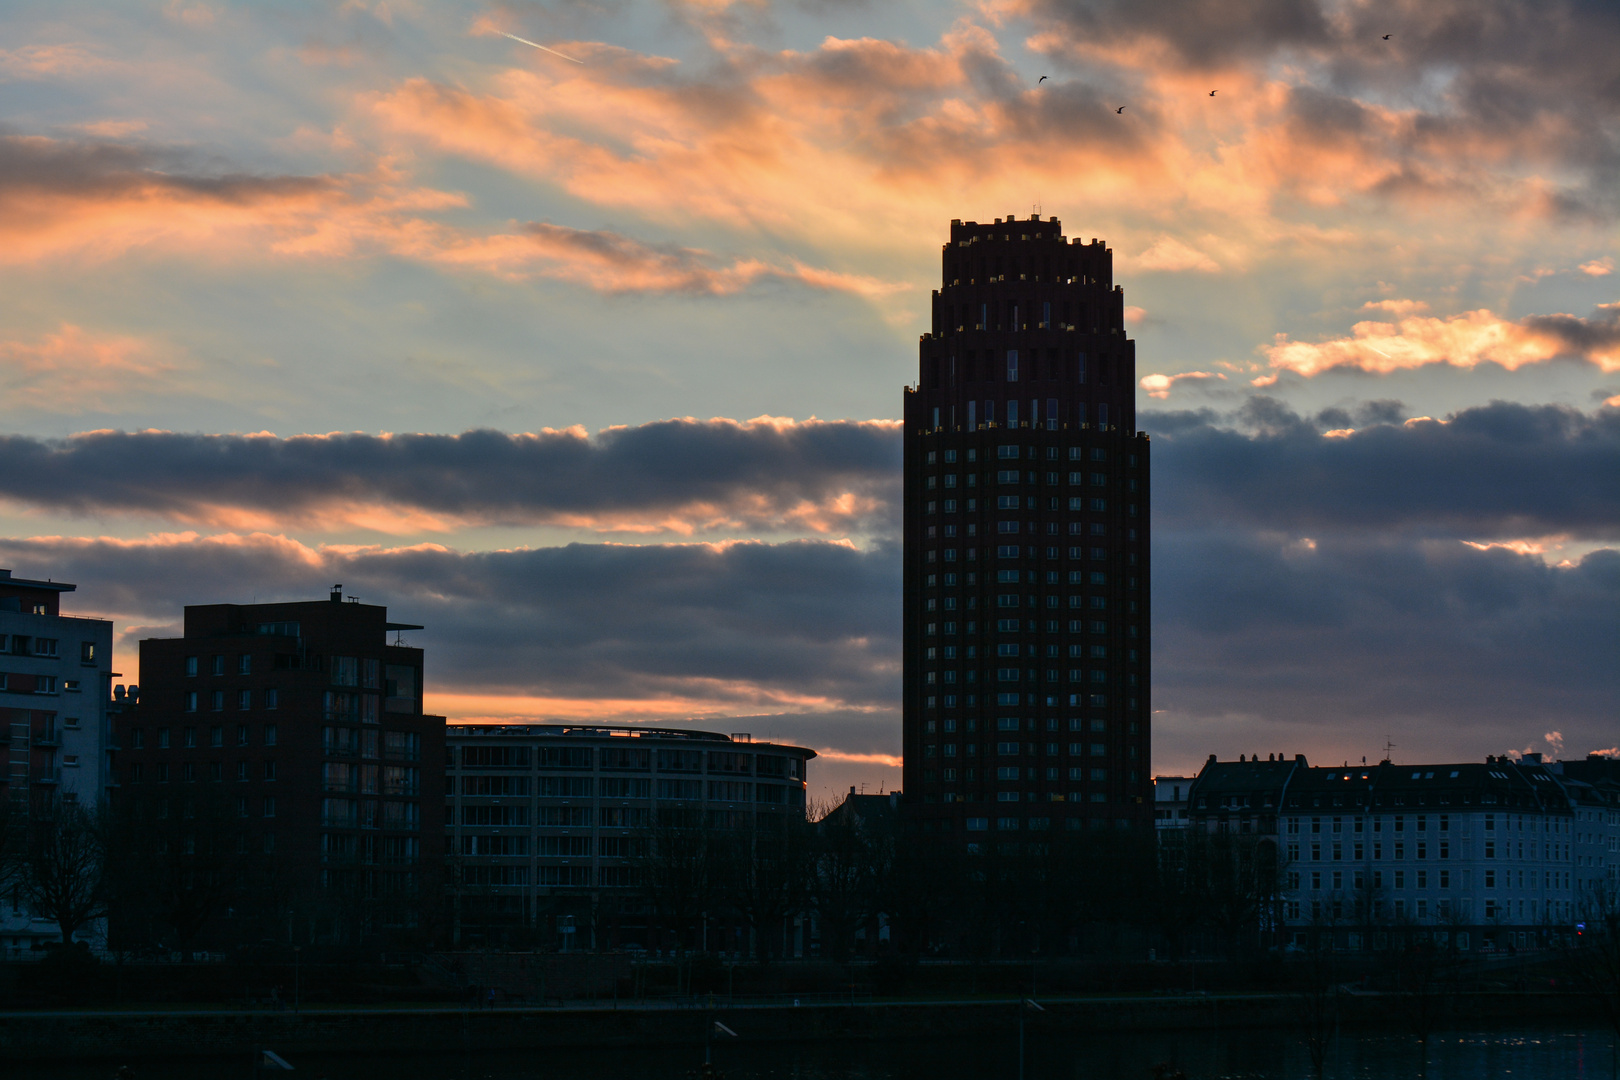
[445, 722, 816, 757]
[0, 569, 75, 593]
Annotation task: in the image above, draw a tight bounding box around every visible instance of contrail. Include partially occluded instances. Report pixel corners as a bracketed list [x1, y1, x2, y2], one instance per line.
[499, 30, 583, 64]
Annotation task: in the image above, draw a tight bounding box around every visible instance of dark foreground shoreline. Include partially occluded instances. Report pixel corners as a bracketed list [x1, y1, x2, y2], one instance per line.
[0, 991, 1600, 1062]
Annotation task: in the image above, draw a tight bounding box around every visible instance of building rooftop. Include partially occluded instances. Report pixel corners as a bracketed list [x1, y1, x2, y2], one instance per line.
[444, 723, 816, 755]
[0, 568, 76, 593]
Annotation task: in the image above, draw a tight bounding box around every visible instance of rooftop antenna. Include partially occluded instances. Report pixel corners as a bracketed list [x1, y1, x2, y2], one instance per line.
[1383, 736, 1396, 763]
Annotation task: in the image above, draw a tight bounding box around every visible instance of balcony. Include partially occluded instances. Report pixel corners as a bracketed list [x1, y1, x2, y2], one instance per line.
[32, 768, 61, 785]
[33, 732, 61, 748]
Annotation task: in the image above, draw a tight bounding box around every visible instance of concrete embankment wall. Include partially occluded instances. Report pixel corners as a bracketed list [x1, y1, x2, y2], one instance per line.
[0, 993, 1593, 1061]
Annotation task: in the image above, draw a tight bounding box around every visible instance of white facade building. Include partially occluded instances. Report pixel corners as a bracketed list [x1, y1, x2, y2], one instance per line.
[0, 568, 115, 956]
[1184, 752, 1617, 952]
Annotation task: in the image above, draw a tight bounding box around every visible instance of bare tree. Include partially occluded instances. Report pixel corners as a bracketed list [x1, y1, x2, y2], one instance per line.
[638, 807, 716, 984]
[25, 796, 106, 946]
[809, 802, 879, 961]
[713, 809, 813, 963]
[0, 795, 23, 898]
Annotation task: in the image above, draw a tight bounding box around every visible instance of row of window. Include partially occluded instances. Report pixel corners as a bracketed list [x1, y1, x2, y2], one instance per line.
[1288, 868, 1574, 893]
[927, 766, 1120, 784]
[935, 399, 1113, 431]
[925, 644, 1119, 662]
[924, 445, 1115, 465]
[925, 471, 1118, 490]
[4, 636, 98, 661]
[921, 500, 1129, 520]
[453, 746, 803, 778]
[923, 547, 1115, 566]
[1289, 839, 1572, 862]
[177, 688, 280, 713]
[925, 717, 1115, 733]
[924, 692, 1142, 711]
[322, 727, 420, 760]
[0, 673, 85, 694]
[319, 833, 420, 864]
[457, 835, 648, 857]
[127, 759, 277, 783]
[129, 723, 276, 749]
[183, 653, 382, 686]
[460, 865, 638, 888]
[322, 763, 420, 795]
[319, 798, 420, 830]
[922, 619, 1141, 640]
[927, 741, 1116, 758]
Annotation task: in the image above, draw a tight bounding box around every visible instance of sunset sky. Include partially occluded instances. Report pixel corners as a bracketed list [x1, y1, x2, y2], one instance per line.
[3, 0, 1616, 802]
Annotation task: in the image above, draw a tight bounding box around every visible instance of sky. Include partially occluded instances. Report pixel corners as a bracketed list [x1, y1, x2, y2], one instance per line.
[2, 0, 1616, 803]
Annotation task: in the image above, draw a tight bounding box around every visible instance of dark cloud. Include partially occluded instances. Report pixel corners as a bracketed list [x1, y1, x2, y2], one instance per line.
[1027, 0, 1330, 67]
[0, 534, 900, 710]
[3, 393, 1615, 768]
[0, 132, 333, 202]
[0, 418, 901, 532]
[1146, 399, 1620, 539]
[1154, 532, 1620, 763]
[1020, 0, 1620, 215]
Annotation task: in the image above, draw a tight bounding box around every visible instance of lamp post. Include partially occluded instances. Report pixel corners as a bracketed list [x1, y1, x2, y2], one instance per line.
[1018, 997, 1044, 1080]
[292, 946, 301, 1015]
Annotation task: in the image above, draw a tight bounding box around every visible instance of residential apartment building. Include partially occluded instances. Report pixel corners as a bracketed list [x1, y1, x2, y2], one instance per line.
[118, 590, 444, 946]
[1153, 774, 1195, 832]
[445, 724, 813, 948]
[902, 215, 1152, 840]
[0, 568, 115, 954]
[1183, 752, 1618, 951]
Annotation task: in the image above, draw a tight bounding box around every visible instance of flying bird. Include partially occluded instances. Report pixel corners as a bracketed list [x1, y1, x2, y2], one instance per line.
[1209, 90, 1217, 96]
[1038, 75, 1048, 83]
[499, 30, 583, 64]
[1116, 106, 1126, 113]
[1383, 34, 1391, 39]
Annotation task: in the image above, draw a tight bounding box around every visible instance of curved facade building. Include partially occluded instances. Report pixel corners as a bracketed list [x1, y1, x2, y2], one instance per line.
[445, 724, 813, 946]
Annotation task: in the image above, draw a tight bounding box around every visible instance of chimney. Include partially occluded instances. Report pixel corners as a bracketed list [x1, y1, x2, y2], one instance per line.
[849, 786, 856, 796]
[331, 584, 343, 603]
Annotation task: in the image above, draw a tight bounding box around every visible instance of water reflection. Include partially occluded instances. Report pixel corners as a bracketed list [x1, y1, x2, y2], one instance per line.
[14, 1026, 1616, 1080]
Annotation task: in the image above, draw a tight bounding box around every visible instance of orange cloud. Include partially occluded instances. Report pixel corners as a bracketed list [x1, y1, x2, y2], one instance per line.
[1261, 303, 1620, 379]
[1139, 370, 1226, 398]
[0, 43, 107, 79]
[0, 323, 184, 413]
[1130, 236, 1220, 273]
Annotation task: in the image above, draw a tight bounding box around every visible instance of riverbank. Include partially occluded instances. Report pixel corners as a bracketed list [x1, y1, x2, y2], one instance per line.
[0, 991, 1601, 1061]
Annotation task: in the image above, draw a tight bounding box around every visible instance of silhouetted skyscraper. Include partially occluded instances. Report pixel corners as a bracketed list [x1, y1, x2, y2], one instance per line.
[903, 214, 1151, 839]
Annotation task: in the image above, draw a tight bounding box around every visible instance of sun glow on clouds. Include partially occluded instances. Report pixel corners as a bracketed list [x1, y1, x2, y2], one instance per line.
[0, 324, 183, 412]
[1259, 303, 1620, 380]
[1140, 371, 1227, 398]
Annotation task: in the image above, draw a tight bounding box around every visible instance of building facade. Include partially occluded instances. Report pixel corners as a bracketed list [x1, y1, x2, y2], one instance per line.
[902, 214, 1152, 838]
[118, 591, 444, 947]
[1153, 774, 1195, 832]
[0, 568, 115, 954]
[445, 724, 813, 948]
[1182, 752, 1617, 951]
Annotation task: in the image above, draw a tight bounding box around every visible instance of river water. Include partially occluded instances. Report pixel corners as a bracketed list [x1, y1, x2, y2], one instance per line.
[15, 1026, 1618, 1079]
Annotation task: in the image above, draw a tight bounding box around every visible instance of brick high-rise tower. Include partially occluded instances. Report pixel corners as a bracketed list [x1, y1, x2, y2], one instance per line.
[902, 214, 1151, 839]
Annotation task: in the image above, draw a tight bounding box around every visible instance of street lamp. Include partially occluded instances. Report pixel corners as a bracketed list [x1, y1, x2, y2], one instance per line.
[1018, 997, 1044, 1080]
[293, 946, 301, 1014]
